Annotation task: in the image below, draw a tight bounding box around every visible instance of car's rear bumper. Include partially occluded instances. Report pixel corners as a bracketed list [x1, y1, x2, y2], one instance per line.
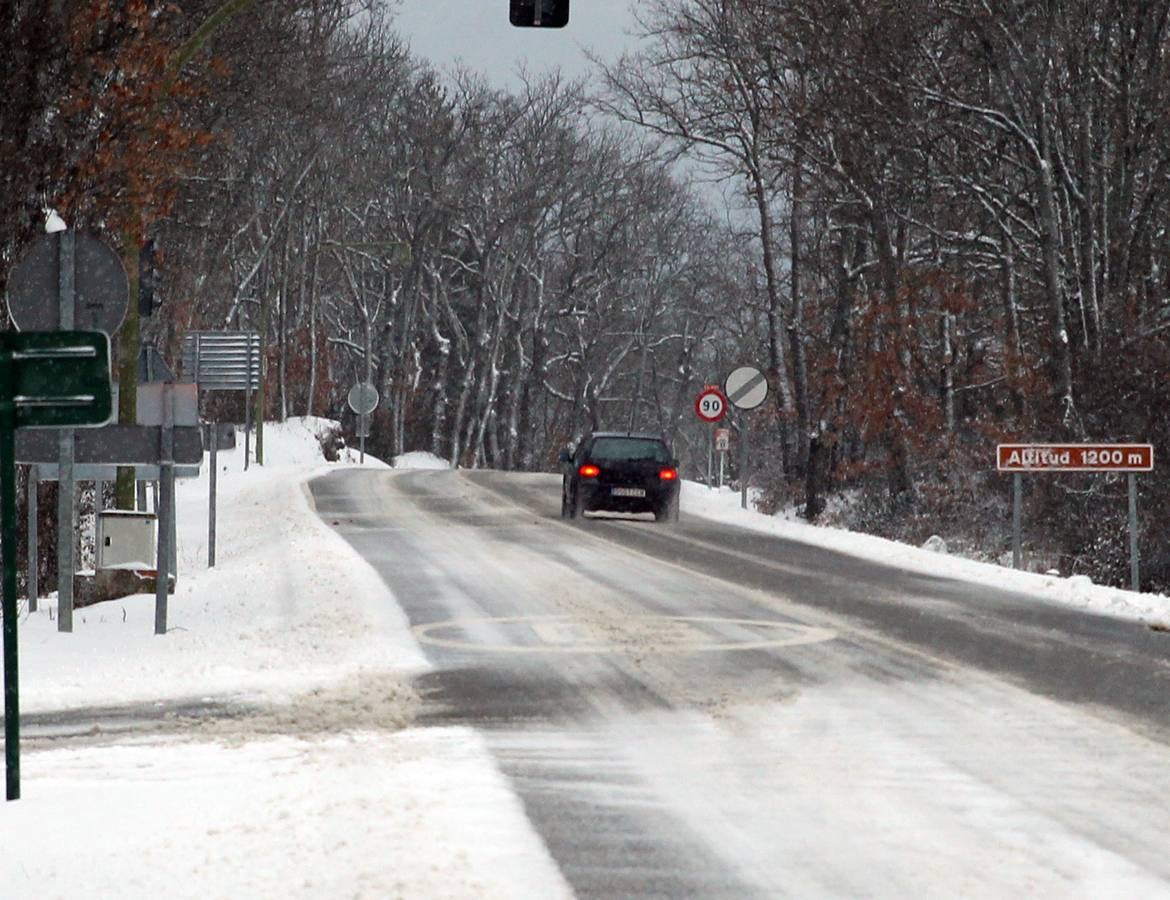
[578, 482, 676, 513]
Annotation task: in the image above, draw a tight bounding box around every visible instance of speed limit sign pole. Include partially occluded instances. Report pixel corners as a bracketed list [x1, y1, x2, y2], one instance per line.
[724, 366, 769, 510]
[695, 385, 728, 490]
[707, 424, 714, 490]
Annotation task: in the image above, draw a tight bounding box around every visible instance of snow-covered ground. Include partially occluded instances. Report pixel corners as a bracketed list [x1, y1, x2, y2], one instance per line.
[683, 482, 1170, 627]
[6, 423, 1169, 897]
[393, 449, 451, 469]
[3, 419, 570, 900]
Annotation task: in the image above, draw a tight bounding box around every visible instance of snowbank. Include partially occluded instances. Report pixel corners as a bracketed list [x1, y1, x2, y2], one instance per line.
[17, 417, 413, 713]
[393, 449, 452, 469]
[681, 482, 1170, 627]
[6, 417, 571, 900]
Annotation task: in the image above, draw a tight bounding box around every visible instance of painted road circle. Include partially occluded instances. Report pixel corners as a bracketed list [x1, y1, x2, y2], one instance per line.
[412, 615, 836, 654]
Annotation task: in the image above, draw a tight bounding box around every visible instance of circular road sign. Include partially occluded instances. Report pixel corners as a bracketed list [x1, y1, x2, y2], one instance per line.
[695, 386, 728, 423]
[724, 366, 769, 410]
[7, 231, 129, 335]
[347, 382, 379, 415]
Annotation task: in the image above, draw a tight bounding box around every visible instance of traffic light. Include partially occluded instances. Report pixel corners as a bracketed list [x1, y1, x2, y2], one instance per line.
[138, 238, 161, 317]
[510, 0, 568, 27]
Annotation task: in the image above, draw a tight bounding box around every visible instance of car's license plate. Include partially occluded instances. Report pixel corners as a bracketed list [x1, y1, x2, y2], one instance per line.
[611, 487, 646, 498]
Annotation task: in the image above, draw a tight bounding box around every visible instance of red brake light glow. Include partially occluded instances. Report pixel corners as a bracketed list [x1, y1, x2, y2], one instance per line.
[659, 468, 678, 481]
[579, 464, 600, 478]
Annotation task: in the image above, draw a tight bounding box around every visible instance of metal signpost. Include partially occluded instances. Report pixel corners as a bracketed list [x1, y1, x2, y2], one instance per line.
[715, 428, 730, 488]
[724, 366, 768, 510]
[16, 426, 203, 466]
[2, 331, 113, 801]
[16, 421, 204, 636]
[201, 423, 236, 568]
[135, 383, 198, 632]
[695, 386, 727, 490]
[181, 332, 260, 467]
[348, 382, 379, 464]
[996, 443, 1154, 589]
[7, 231, 128, 632]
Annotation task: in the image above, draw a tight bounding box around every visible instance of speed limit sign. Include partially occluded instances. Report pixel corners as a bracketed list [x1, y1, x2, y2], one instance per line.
[694, 386, 728, 423]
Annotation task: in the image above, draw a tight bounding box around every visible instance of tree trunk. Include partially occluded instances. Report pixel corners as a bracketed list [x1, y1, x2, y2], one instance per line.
[750, 164, 797, 475]
[940, 311, 954, 432]
[788, 143, 810, 475]
[1036, 128, 1078, 431]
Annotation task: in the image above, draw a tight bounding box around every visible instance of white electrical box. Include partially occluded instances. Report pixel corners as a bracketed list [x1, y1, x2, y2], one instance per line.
[97, 510, 157, 569]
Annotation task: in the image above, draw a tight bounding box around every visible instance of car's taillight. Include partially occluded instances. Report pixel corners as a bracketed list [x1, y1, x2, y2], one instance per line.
[579, 464, 600, 478]
[658, 468, 678, 481]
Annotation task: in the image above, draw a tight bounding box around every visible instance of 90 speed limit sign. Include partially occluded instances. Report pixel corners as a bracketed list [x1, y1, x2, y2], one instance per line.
[694, 386, 728, 423]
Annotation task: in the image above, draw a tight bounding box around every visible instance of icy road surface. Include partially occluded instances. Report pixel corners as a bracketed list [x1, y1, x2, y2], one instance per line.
[313, 467, 1170, 899]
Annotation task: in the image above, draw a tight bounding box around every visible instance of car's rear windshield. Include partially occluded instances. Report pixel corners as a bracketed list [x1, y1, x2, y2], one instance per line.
[589, 438, 670, 462]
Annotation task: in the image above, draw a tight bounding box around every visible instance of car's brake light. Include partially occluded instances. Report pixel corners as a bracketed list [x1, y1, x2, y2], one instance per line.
[579, 464, 600, 477]
[658, 468, 678, 481]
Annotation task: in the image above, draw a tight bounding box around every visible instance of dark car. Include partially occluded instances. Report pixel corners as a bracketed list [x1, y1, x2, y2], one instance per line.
[559, 432, 680, 522]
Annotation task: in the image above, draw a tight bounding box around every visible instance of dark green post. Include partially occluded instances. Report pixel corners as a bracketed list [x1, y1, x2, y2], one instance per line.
[1, 348, 20, 800]
[0, 331, 113, 801]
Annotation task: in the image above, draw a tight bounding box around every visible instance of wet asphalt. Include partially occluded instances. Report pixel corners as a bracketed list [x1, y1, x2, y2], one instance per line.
[308, 467, 1170, 897]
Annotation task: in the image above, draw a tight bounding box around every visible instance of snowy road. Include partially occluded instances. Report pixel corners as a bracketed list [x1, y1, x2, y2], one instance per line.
[312, 467, 1170, 898]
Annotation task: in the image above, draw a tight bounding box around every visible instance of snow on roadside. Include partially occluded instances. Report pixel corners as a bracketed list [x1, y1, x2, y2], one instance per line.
[4, 727, 572, 900]
[18, 417, 423, 713]
[393, 449, 451, 469]
[6, 421, 572, 900]
[681, 482, 1170, 626]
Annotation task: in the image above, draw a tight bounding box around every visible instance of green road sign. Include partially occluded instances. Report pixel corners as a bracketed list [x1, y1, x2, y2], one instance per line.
[4, 332, 113, 428]
[2, 331, 112, 801]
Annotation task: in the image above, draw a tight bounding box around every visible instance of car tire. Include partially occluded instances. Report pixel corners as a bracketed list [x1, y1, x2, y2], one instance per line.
[655, 493, 679, 523]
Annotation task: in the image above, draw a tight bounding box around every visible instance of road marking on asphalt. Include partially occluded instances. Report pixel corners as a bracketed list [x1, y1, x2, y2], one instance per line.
[413, 615, 836, 654]
[530, 620, 594, 645]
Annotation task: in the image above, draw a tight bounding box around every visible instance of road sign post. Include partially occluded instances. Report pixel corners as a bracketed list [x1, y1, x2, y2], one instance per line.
[740, 417, 749, 510]
[1, 331, 113, 801]
[1, 345, 17, 801]
[348, 382, 379, 464]
[1012, 472, 1022, 569]
[181, 331, 260, 469]
[7, 230, 128, 633]
[714, 427, 730, 489]
[724, 367, 768, 511]
[1129, 473, 1140, 592]
[706, 426, 713, 490]
[997, 443, 1153, 586]
[696, 387, 727, 490]
[25, 468, 37, 613]
[209, 426, 218, 568]
[201, 422, 234, 569]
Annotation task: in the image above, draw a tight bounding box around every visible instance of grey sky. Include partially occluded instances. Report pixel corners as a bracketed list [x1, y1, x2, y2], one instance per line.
[388, 0, 642, 87]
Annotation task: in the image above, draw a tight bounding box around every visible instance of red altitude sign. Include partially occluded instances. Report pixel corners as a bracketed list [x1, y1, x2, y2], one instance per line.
[996, 443, 1153, 473]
